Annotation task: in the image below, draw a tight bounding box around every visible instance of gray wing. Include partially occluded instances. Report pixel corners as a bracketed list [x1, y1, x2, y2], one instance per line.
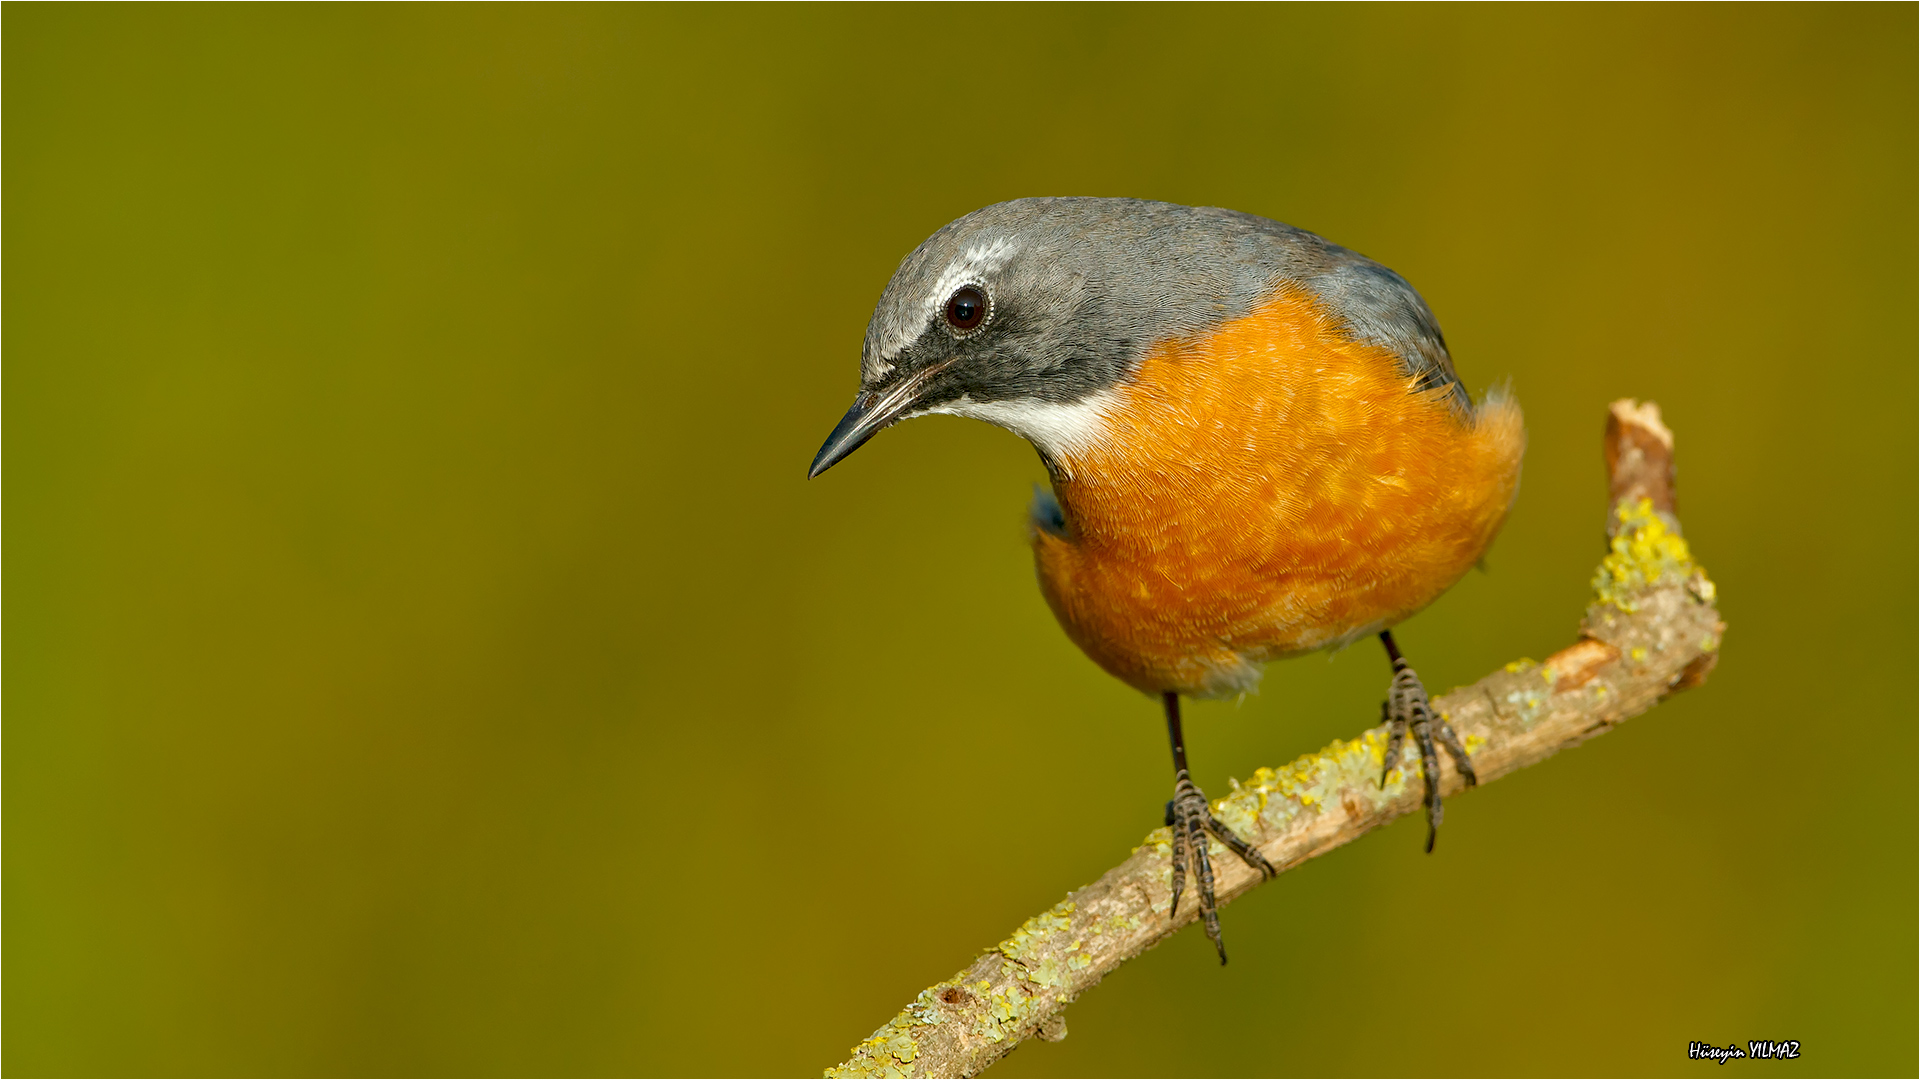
[1191, 203, 1470, 415]
[1302, 247, 1469, 413]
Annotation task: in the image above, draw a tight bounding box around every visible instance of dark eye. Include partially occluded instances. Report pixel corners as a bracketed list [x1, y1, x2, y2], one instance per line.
[945, 286, 987, 331]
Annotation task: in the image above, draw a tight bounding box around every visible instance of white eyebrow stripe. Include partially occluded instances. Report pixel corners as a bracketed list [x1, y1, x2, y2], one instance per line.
[867, 236, 1021, 378]
[916, 238, 1020, 336]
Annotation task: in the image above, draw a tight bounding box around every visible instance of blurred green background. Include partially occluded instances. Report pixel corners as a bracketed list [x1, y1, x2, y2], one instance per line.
[6, 5, 1914, 1076]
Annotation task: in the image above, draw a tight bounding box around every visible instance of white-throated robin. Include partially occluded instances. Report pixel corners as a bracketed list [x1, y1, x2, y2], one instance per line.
[809, 198, 1523, 962]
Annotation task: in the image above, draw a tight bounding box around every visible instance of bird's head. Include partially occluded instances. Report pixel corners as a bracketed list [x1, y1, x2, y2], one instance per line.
[808, 198, 1143, 479]
[808, 197, 1458, 478]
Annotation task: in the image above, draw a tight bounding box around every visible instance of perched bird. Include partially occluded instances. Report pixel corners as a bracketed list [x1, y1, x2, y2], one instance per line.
[809, 198, 1523, 962]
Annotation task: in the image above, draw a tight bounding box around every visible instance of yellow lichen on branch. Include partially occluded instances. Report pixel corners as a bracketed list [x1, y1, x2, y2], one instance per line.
[827, 400, 1723, 1079]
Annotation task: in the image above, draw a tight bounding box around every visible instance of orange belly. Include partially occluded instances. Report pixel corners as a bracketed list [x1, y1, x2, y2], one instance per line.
[1030, 286, 1524, 698]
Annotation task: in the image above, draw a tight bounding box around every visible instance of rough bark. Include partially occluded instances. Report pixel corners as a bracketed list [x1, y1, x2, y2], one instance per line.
[828, 399, 1724, 1079]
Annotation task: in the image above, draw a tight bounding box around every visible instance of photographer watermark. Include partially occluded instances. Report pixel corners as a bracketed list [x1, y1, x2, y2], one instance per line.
[1690, 1040, 1802, 1063]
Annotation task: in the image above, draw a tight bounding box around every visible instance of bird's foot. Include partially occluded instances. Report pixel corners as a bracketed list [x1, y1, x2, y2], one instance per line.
[1164, 770, 1275, 964]
[1378, 658, 1477, 852]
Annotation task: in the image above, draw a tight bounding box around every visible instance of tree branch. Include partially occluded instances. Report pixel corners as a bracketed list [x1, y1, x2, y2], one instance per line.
[828, 399, 1725, 1079]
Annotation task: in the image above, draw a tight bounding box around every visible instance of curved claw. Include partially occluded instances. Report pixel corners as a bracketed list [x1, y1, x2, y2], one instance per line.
[1380, 632, 1476, 852]
[1164, 770, 1269, 964]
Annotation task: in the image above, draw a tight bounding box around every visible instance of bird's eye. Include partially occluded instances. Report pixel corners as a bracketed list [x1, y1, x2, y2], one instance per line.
[945, 286, 987, 332]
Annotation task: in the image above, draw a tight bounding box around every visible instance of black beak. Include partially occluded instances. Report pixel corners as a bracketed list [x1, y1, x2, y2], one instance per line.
[808, 365, 947, 478]
[808, 392, 888, 478]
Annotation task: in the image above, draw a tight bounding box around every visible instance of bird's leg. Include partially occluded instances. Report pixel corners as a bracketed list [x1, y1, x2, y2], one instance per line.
[1378, 699, 1407, 790]
[1379, 630, 1477, 852]
[1161, 691, 1275, 965]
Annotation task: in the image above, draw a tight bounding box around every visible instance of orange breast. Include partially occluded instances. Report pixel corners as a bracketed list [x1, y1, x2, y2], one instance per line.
[1030, 286, 1524, 698]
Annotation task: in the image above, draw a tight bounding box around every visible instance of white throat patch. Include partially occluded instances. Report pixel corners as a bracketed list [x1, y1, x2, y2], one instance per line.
[913, 391, 1116, 474]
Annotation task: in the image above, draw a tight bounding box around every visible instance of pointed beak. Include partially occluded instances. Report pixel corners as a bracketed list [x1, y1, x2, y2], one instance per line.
[808, 392, 890, 478]
[807, 365, 948, 479]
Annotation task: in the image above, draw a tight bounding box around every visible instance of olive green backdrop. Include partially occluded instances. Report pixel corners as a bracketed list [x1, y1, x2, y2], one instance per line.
[7, 5, 1914, 1076]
